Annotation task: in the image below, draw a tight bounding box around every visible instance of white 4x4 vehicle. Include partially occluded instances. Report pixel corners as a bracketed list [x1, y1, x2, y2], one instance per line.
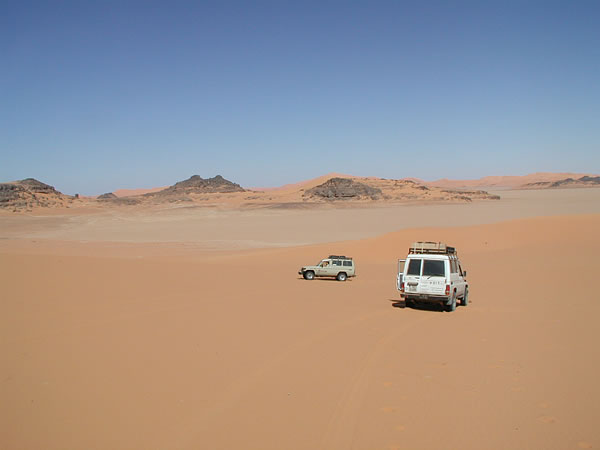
[299, 255, 356, 281]
[397, 242, 468, 312]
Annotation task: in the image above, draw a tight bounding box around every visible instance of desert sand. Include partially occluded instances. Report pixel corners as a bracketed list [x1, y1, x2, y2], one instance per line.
[1, 188, 599, 450]
[2, 188, 600, 248]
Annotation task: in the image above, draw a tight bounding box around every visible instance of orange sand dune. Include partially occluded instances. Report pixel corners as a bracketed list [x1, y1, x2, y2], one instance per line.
[112, 186, 167, 197]
[1, 203, 599, 449]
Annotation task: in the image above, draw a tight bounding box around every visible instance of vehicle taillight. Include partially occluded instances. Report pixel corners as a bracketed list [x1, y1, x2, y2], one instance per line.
[445, 284, 450, 296]
[400, 282, 405, 292]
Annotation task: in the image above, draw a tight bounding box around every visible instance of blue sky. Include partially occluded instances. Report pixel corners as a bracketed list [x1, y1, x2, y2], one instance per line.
[2, 1, 599, 195]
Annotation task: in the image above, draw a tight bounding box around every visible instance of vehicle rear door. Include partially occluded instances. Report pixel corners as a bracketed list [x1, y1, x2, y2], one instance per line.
[403, 258, 422, 294]
[418, 259, 447, 295]
[397, 259, 406, 290]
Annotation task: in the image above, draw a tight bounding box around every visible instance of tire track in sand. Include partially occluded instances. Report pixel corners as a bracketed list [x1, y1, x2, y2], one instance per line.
[319, 314, 435, 450]
[172, 308, 394, 448]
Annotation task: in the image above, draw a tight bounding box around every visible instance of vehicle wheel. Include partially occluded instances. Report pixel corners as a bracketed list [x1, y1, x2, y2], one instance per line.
[447, 295, 456, 312]
[462, 287, 469, 306]
[304, 271, 315, 280]
[405, 298, 413, 308]
[336, 272, 347, 282]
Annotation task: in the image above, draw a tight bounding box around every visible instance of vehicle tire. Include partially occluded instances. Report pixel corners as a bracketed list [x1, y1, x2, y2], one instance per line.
[447, 294, 456, 312]
[336, 272, 347, 282]
[304, 271, 315, 280]
[405, 298, 413, 308]
[462, 287, 469, 306]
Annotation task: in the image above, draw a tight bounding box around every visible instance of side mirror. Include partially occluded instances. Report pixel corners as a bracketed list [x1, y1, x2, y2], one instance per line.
[463, 270, 467, 277]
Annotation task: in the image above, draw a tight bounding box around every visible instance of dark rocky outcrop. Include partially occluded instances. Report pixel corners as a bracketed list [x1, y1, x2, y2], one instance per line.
[579, 176, 600, 183]
[523, 176, 600, 189]
[147, 175, 245, 199]
[170, 175, 245, 193]
[303, 178, 382, 201]
[0, 178, 73, 211]
[441, 189, 501, 201]
[19, 178, 57, 193]
[97, 192, 118, 200]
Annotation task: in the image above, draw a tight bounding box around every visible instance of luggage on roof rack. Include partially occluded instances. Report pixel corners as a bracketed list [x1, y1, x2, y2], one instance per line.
[328, 255, 352, 260]
[409, 242, 456, 255]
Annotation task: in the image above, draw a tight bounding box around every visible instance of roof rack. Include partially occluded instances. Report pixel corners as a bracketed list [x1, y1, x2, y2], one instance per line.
[409, 242, 456, 255]
[328, 255, 352, 260]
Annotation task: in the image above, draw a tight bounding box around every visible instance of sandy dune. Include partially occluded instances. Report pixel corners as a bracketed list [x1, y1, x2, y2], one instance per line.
[112, 187, 167, 197]
[1, 189, 599, 450]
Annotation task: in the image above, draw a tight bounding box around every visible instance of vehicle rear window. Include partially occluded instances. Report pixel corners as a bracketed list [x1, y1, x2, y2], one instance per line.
[343, 260, 352, 267]
[423, 260, 445, 277]
[406, 259, 422, 275]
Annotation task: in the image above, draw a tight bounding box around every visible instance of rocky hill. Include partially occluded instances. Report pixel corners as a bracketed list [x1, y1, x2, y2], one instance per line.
[304, 178, 382, 200]
[302, 177, 500, 203]
[0, 178, 74, 211]
[93, 175, 246, 205]
[162, 175, 244, 194]
[371, 178, 500, 202]
[144, 175, 245, 201]
[97, 192, 118, 200]
[522, 175, 600, 189]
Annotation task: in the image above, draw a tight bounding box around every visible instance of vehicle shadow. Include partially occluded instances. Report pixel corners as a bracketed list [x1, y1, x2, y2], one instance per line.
[297, 277, 353, 282]
[389, 298, 445, 312]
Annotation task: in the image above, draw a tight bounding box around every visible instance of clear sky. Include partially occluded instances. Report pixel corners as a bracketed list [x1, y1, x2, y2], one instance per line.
[2, 0, 599, 195]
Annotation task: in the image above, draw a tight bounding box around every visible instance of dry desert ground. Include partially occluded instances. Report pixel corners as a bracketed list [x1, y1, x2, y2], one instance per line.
[1, 188, 600, 449]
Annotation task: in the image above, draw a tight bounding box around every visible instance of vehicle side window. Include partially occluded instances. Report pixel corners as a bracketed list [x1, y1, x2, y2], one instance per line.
[333, 260, 342, 266]
[423, 260, 445, 277]
[343, 261, 352, 267]
[406, 259, 422, 276]
[450, 259, 458, 273]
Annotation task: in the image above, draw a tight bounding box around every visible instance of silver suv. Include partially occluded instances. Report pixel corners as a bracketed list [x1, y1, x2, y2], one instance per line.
[299, 255, 356, 281]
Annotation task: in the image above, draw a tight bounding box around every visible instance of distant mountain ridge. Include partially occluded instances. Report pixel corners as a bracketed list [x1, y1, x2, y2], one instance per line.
[522, 175, 600, 189]
[2, 172, 597, 212]
[106, 172, 599, 197]
[423, 172, 597, 189]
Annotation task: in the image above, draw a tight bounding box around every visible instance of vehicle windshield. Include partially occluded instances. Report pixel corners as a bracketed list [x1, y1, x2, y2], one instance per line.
[423, 260, 445, 277]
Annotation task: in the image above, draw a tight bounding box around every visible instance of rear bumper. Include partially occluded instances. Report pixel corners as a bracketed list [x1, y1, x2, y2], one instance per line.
[401, 294, 451, 304]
